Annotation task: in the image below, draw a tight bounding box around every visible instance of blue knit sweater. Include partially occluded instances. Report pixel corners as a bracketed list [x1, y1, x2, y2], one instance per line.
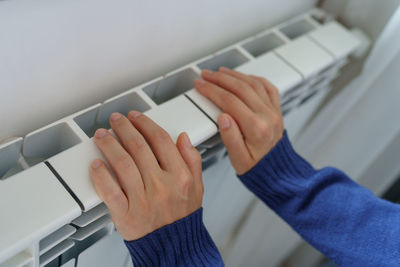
[125, 132, 400, 266]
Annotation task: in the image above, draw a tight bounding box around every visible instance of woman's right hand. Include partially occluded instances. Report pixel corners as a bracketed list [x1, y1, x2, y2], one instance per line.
[195, 67, 284, 175]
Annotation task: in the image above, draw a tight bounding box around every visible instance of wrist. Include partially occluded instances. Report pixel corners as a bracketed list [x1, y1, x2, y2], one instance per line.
[124, 207, 223, 266]
[238, 131, 316, 208]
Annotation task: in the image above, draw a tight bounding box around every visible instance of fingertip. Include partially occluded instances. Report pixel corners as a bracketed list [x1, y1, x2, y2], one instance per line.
[219, 66, 230, 73]
[177, 132, 202, 180]
[201, 69, 213, 77]
[182, 132, 193, 149]
[218, 113, 232, 131]
[128, 110, 141, 121]
[177, 132, 192, 150]
[194, 78, 207, 89]
[94, 128, 109, 139]
[91, 159, 104, 170]
[109, 112, 122, 122]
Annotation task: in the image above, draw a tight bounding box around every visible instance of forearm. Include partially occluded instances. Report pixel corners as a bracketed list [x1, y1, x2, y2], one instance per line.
[124, 208, 224, 267]
[239, 132, 400, 266]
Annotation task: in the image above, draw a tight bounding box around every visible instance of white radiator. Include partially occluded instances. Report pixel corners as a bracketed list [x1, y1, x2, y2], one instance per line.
[0, 9, 360, 267]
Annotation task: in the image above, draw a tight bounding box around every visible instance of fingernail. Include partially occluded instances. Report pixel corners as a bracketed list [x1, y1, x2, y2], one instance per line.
[202, 69, 213, 76]
[195, 78, 206, 86]
[218, 115, 231, 130]
[219, 66, 230, 72]
[128, 110, 141, 119]
[92, 159, 103, 169]
[182, 132, 192, 149]
[95, 129, 109, 139]
[110, 112, 122, 121]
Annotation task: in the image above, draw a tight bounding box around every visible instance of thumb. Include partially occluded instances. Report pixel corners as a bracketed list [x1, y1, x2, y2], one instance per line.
[176, 132, 203, 182]
[218, 114, 253, 175]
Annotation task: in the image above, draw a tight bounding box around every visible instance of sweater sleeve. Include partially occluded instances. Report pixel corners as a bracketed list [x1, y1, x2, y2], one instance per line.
[239, 131, 400, 266]
[124, 207, 224, 267]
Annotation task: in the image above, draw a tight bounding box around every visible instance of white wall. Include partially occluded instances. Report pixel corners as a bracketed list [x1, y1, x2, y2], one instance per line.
[323, 0, 400, 42]
[0, 0, 316, 140]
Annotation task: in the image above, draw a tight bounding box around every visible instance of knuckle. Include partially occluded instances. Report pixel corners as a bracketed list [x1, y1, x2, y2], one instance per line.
[249, 78, 262, 88]
[148, 170, 167, 189]
[114, 154, 133, 170]
[154, 129, 170, 143]
[260, 77, 269, 85]
[252, 80, 265, 93]
[237, 79, 249, 89]
[254, 119, 271, 139]
[266, 80, 278, 93]
[223, 92, 237, 106]
[179, 174, 193, 194]
[213, 71, 224, 81]
[176, 167, 192, 183]
[104, 190, 124, 205]
[230, 79, 247, 92]
[126, 136, 145, 150]
[148, 170, 161, 180]
[271, 85, 279, 96]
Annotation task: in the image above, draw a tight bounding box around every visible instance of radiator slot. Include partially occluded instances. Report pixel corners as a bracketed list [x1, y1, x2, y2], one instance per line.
[73, 106, 100, 138]
[0, 138, 25, 180]
[197, 48, 249, 71]
[195, 133, 225, 170]
[39, 240, 74, 267]
[202, 155, 219, 171]
[69, 215, 112, 241]
[282, 94, 302, 111]
[62, 228, 110, 266]
[96, 91, 151, 133]
[279, 18, 316, 40]
[71, 204, 108, 228]
[281, 84, 307, 102]
[299, 89, 320, 106]
[59, 220, 112, 265]
[196, 133, 225, 172]
[201, 143, 225, 162]
[242, 33, 285, 58]
[143, 68, 199, 105]
[41, 214, 112, 266]
[40, 225, 76, 256]
[74, 91, 151, 137]
[22, 123, 81, 165]
[197, 134, 221, 149]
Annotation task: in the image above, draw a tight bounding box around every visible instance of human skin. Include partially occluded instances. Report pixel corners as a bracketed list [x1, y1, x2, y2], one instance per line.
[89, 67, 284, 240]
[196, 67, 284, 175]
[89, 112, 203, 241]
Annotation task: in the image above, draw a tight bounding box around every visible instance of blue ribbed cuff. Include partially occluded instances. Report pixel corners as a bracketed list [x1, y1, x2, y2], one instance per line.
[238, 131, 316, 209]
[124, 207, 224, 267]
